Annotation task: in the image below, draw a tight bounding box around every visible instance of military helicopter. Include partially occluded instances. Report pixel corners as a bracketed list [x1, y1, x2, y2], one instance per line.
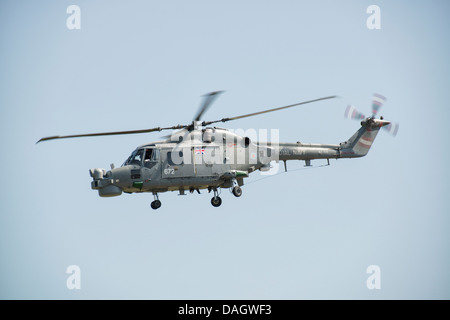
[37, 92, 398, 209]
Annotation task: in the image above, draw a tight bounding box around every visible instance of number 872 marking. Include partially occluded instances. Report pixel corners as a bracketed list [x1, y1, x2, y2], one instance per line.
[164, 168, 175, 175]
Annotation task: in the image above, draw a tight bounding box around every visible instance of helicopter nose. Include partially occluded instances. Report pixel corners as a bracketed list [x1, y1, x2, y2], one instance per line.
[89, 167, 122, 197]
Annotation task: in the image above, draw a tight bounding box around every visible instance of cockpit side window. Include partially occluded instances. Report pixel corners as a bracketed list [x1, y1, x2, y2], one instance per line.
[145, 149, 153, 161]
[144, 148, 160, 161]
[143, 148, 160, 169]
[151, 149, 160, 161]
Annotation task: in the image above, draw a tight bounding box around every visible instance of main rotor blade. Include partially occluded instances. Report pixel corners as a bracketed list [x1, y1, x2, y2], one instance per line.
[202, 95, 338, 126]
[37, 94, 338, 143]
[36, 124, 187, 143]
[193, 90, 224, 122]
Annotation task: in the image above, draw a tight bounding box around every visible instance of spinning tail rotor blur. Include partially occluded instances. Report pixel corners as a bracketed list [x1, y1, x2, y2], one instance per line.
[344, 93, 399, 137]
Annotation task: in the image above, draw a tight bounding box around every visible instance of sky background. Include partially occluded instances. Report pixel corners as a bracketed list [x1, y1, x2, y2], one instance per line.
[0, 0, 449, 299]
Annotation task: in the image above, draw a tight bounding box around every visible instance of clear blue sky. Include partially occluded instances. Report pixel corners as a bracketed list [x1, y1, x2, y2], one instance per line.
[1, 0, 449, 299]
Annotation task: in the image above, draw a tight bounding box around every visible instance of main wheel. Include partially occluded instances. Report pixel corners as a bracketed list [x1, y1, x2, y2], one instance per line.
[232, 186, 242, 197]
[211, 196, 222, 207]
[151, 200, 161, 210]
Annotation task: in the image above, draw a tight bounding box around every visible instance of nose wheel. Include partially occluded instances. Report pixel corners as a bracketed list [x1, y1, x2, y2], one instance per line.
[151, 192, 161, 210]
[232, 186, 242, 197]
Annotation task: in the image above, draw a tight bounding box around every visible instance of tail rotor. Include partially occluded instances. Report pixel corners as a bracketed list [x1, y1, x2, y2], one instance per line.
[344, 93, 399, 137]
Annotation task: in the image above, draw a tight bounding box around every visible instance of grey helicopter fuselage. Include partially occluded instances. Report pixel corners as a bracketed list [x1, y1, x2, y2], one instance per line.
[89, 117, 390, 201]
[38, 92, 396, 209]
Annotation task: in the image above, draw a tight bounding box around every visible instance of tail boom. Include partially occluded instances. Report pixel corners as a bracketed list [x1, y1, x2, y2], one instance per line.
[277, 118, 390, 162]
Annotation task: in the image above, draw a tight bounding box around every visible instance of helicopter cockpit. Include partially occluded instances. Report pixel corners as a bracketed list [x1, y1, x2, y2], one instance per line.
[122, 148, 160, 167]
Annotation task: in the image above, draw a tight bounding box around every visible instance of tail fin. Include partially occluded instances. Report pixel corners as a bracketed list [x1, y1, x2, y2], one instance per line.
[340, 118, 390, 158]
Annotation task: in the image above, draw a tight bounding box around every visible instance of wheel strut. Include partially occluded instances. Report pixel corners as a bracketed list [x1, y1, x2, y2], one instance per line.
[211, 187, 222, 207]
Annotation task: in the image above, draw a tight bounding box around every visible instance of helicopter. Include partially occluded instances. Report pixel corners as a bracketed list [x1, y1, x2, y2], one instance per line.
[37, 92, 398, 209]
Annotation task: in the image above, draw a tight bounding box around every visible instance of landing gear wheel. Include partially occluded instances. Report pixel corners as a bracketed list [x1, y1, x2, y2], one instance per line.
[232, 186, 242, 197]
[211, 196, 222, 207]
[151, 200, 161, 210]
